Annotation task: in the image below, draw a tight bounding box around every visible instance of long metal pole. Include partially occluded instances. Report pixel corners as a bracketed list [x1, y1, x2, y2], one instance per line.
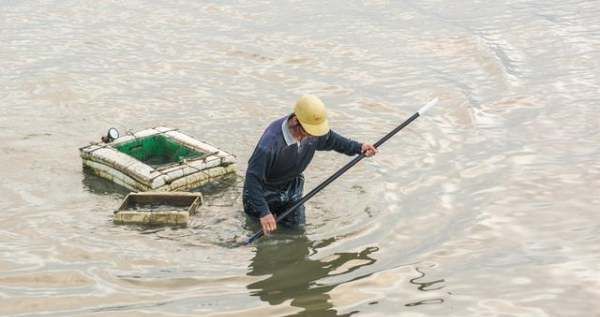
[245, 98, 439, 245]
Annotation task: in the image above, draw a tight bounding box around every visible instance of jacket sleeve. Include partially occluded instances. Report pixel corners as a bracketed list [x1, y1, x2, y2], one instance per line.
[244, 146, 273, 217]
[316, 130, 363, 156]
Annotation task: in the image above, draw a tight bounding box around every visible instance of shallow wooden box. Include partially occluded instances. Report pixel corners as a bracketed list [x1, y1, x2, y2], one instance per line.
[114, 192, 203, 226]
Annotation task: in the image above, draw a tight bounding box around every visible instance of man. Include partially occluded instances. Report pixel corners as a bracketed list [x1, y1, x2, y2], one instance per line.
[243, 95, 377, 235]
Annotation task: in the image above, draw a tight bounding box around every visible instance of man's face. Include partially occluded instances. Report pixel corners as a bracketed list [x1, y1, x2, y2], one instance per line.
[291, 117, 313, 142]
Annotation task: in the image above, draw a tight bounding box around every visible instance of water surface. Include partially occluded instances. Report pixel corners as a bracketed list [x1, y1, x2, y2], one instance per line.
[1, 1, 599, 316]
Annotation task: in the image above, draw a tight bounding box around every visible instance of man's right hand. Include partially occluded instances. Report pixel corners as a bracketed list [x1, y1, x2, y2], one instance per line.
[260, 213, 277, 235]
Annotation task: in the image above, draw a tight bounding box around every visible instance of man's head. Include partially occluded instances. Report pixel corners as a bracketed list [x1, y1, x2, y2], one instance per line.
[293, 95, 330, 137]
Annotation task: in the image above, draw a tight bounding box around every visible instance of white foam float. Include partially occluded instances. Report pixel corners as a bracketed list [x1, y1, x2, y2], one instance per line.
[80, 127, 237, 192]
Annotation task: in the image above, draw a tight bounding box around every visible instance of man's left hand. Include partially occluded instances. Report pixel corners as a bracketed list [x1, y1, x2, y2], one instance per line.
[361, 144, 378, 157]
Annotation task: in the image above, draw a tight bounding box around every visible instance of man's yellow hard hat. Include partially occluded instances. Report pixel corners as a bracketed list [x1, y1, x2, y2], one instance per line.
[294, 95, 330, 136]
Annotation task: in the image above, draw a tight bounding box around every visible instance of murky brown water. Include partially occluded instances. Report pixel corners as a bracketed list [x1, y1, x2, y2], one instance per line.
[2, 0, 600, 316]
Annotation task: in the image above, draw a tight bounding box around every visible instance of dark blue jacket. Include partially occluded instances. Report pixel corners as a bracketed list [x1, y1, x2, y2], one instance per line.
[244, 115, 362, 217]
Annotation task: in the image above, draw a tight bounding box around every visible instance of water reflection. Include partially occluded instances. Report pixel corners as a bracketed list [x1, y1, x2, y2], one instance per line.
[81, 167, 130, 196]
[247, 234, 378, 316]
[405, 266, 446, 307]
[409, 266, 445, 292]
[191, 173, 243, 208]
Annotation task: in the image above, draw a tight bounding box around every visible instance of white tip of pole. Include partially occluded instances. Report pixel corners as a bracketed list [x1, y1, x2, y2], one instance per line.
[417, 97, 439, 115]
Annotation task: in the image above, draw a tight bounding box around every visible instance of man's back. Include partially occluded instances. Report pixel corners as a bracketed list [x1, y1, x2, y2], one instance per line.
[248, 115, 319, 187]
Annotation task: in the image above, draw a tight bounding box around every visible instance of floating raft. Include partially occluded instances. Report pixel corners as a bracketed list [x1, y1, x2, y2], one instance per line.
[114, 192, 203, 226]
[80, 127, 236, 192]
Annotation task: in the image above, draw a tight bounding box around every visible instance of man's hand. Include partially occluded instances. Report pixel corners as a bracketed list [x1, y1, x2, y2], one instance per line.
[361, 143, 378, 157]
[260, 213, 277, 235]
